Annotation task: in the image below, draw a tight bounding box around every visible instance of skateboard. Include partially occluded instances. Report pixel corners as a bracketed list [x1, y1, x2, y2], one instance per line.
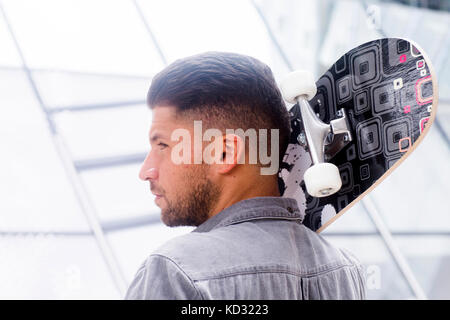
[277, 38, 438, 233]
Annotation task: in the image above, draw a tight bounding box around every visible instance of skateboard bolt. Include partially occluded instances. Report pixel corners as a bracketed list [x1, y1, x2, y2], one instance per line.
[320, 188, 333, 196]
[297, 132, 306, 146]
[336, 110, 343, 117]
[326, 132, 333, 144]
[343, 134, 349, 142]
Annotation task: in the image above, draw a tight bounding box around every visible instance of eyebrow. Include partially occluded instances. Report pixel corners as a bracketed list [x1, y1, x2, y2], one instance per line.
[149, 133, 166, 143]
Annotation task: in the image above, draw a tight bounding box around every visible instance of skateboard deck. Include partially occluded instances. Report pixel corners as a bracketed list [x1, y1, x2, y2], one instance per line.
[278, 38, 438, 233]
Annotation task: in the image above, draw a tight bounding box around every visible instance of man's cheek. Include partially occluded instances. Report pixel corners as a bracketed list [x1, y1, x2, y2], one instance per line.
[166, 153, 188, 169]
[180, 164, 190, 169]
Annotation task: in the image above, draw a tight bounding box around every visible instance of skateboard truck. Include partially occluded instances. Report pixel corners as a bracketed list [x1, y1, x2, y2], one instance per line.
[325, 109, 353, 161]
[298, 100, 352, 164]
[280, 71, 351, 198]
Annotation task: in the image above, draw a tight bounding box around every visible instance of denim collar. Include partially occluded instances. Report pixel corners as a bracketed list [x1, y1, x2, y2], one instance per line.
[193, 196, 303, 233]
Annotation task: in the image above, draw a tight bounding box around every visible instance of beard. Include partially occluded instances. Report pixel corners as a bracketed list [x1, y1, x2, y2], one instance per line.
[156, 166, 220, 227]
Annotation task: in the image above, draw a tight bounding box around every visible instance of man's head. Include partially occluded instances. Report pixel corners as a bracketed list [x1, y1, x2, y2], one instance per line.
[139, 52, 291, 227]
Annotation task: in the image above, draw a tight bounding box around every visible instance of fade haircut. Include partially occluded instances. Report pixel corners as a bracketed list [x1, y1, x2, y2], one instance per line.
[147, 51, 291, 167]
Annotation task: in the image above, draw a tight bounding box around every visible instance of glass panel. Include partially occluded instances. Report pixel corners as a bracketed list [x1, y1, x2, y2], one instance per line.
[437, 56, 450, 100]
[319, 1, 381, 69]
[0, 11, 21, 67]
[53, 104, 151, 160]
[79, 164, 156, 222]
[107, 224, 193, 284]
[436, 103, 450, 146]
[136, 0, 290, 79]
[0, 234, 119, 299]
[394, 236, 450, 299]
[323, 235, 414, 299]
[0, 70, 89, 231]
[33, 70, 151, 109]
[2, 0, 164, 75]
[321, 201, 377, 233]
[255, 0, 327, 75]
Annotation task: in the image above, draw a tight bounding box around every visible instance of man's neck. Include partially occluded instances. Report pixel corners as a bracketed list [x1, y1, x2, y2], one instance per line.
[208, 177, 280, 219]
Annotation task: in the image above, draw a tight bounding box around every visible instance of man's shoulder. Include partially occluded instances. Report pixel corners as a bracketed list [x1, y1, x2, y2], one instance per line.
[150, 228, 229, 264]
[147, 229, 230, 280]
[149, 221, 362, 279]
[151, 231, 208, 257]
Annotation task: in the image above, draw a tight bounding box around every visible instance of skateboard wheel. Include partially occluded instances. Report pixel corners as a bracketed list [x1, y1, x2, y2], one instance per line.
[304, 163, 342, 197]
[280, 70, 317, 104]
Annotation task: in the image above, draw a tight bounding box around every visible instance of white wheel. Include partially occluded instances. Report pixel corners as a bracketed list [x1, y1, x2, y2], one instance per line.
[304, 163, 342, 197]
[280, 70, 317, 104]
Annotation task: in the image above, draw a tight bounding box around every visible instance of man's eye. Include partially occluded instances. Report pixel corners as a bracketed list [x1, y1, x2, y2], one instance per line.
[158, 142, 168, 149]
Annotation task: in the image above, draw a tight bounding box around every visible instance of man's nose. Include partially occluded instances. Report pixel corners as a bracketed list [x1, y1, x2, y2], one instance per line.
[139, 153, 159, 181]
[139, 166, 158, 181]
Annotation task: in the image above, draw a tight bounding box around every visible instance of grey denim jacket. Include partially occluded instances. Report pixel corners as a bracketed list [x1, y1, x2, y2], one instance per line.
[125, 196, 366, 300]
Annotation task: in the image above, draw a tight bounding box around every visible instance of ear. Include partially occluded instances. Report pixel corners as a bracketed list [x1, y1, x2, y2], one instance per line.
[216, 133, 245, 174]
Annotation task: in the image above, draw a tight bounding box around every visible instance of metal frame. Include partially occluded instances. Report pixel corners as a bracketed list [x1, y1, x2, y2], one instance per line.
[0, 65, 154, 79]
[48, 100, 146, 114]
[73, 152, 147, 171]
[132, 0, 167, 66]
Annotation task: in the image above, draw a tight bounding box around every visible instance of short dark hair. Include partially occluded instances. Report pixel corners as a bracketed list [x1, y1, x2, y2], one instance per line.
[147, 51, 291, 166]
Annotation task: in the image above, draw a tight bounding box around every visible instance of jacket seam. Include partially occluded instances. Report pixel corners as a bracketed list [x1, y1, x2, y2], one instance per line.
[217, 215, 302, 228]
[192, 263, 358, 282]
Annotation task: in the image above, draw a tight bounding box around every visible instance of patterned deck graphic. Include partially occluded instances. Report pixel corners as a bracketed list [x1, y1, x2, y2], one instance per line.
[278, 38, 435, 232]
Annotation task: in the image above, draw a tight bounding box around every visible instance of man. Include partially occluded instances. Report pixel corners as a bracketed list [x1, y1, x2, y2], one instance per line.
[125, 52, 366, 299]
